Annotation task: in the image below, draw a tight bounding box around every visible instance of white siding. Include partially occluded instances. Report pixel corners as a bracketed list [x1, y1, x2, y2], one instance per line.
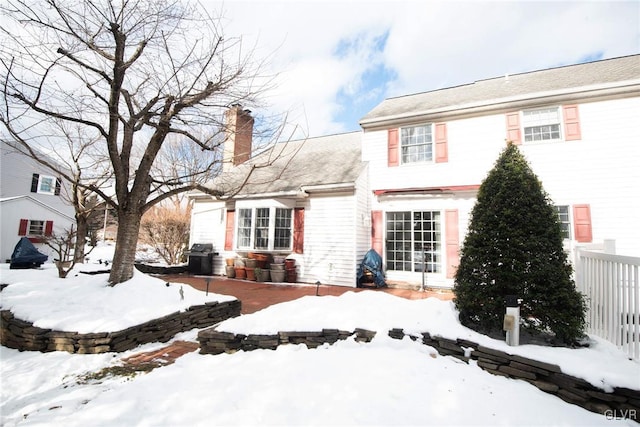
[299, 193, 358, 287]
[189, 200, 228, 275]
[522, 97, 640, 257]
[354, 164, 371, 264]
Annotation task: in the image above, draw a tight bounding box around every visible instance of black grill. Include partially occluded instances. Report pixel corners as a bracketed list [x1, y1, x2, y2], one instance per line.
[185, 243, 216, 275]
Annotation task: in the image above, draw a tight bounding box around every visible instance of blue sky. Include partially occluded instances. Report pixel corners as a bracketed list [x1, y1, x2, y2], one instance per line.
[214, 0, 639, 139]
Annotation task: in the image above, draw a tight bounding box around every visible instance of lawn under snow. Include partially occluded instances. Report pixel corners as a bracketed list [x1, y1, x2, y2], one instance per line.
[1, 243, 639, 426]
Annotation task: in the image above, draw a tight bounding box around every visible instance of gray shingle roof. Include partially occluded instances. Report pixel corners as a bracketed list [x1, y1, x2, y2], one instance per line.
[360, 55, 640, 126]
[213, 131, 364, 198]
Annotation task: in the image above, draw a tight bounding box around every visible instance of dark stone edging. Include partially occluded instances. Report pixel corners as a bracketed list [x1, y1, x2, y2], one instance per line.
[134, 263, 189, 275]
[197, 326, 639, 421]
[0, 299, 240, 354]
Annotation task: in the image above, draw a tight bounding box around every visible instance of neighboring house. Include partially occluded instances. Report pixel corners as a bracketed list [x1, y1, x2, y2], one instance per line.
[190, 55, 640, 289]
[0, 142, 76, 262]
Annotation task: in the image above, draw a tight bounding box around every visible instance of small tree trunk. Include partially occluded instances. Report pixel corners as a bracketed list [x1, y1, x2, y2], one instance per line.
[74, 214, 89, 263]
[108, 211, 142, 285]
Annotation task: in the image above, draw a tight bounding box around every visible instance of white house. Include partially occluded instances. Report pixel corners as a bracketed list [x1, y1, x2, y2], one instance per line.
[0, 142, 76, 262]
[190, 55, 640, 289]
[189, 106, 369, 286]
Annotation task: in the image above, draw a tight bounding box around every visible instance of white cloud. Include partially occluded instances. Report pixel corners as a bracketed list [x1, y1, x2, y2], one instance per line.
[208, 0, 639, 138]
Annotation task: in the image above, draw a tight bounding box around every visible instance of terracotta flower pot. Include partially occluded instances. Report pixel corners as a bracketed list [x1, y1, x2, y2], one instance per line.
[234, 267, 246, 279]
[245, 267, 256, 281]
[246, 259, 257, 268]
[284, 259, 296, 269]
[225, 258, 235, 267]
[286, 268, 297, 283]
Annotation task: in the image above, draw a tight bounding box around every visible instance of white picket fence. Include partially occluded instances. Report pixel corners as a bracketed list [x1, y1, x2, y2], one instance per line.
[575, 249, 640, 360]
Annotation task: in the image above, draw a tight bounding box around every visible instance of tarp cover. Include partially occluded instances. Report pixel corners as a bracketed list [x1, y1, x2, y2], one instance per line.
[356, 249, 386, 288]
[10, 237, 48, 269]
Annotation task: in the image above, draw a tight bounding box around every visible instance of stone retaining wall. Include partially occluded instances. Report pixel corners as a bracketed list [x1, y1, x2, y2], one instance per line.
[1, 299, 240, 354]
[197, 325, 639, 421]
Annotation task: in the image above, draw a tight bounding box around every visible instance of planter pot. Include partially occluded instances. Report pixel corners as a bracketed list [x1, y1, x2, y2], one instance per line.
[255, 259, 267, 269]
[225, 265, 236, 278]
[255, 254, 269, 262]
[284, 259, 296, 269]
[245, 267, 256, 281]
[246, 258, 257, 268]
[225, 258, 235, 267]
[270, 269, 286, 282]
[234, 267, 246, 279]
[286, 268, 297, 283]
[270, 263, 285, 271]
[255, 269, 270, 282]
[234, 258, 245, 267]
[273, 256, 286, 264]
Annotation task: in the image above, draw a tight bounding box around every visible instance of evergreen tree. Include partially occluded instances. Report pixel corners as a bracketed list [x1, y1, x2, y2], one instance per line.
[453, 143, 586, 344]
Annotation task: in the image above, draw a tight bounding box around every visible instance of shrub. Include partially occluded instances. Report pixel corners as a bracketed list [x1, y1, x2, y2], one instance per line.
[453, 143, 586, 344]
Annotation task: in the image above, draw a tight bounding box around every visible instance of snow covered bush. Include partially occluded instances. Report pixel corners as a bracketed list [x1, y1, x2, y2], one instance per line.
[453, 143, 587, 345]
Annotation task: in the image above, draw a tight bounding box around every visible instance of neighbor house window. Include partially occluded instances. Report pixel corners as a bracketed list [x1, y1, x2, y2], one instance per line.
[28, 220, 45, 236]
[401, 124, 433, 163]
[386, 211, 442, 273]
[555, 205, 571, 240]
[31, 173, 60, 195]
[522, 107, 561, 142]
[236, 207, 293, 250]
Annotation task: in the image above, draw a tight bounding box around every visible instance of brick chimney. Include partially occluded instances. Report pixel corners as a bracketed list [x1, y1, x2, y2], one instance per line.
[223, 104, 254, 172]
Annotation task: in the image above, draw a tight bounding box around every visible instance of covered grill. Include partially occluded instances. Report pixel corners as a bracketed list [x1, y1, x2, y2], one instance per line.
[185, 243, 216, 275]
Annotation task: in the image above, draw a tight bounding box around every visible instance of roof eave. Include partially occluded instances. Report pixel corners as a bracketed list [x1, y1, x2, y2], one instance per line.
[360, 80, 640, 130]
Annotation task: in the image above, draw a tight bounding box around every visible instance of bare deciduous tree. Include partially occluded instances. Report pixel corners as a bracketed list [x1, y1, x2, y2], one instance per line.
[0, 0, 278, 284]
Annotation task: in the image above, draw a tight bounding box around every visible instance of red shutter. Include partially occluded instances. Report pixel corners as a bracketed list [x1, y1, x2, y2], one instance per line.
[445, 210, 460, 279]
[388, 129, 399, 167]
[505, 112, 521, 145]
[563, 105, 582, 141]
[18, 219, 28, 236]
[573, 204, 592, 243]
[434, 123, 448, 163]
[293, 207, 305, 254]
[44, 221, 54, 236]
[371, 210, 383, 256]
[224, 210, 235, 251]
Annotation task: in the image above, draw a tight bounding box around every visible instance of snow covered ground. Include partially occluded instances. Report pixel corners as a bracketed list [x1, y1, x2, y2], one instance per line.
[1, 243, 638, 426]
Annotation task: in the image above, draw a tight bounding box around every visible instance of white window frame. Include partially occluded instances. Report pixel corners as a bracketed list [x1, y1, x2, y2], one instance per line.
[385, 210, 442, 273]
[235, 206, 294, 251]
[400, 124, 433, 164]
[28, 219, 45, 236]
[522, 107, 562, 143]
[37, 175, 57, 195]
[555, 205, 571, 240]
